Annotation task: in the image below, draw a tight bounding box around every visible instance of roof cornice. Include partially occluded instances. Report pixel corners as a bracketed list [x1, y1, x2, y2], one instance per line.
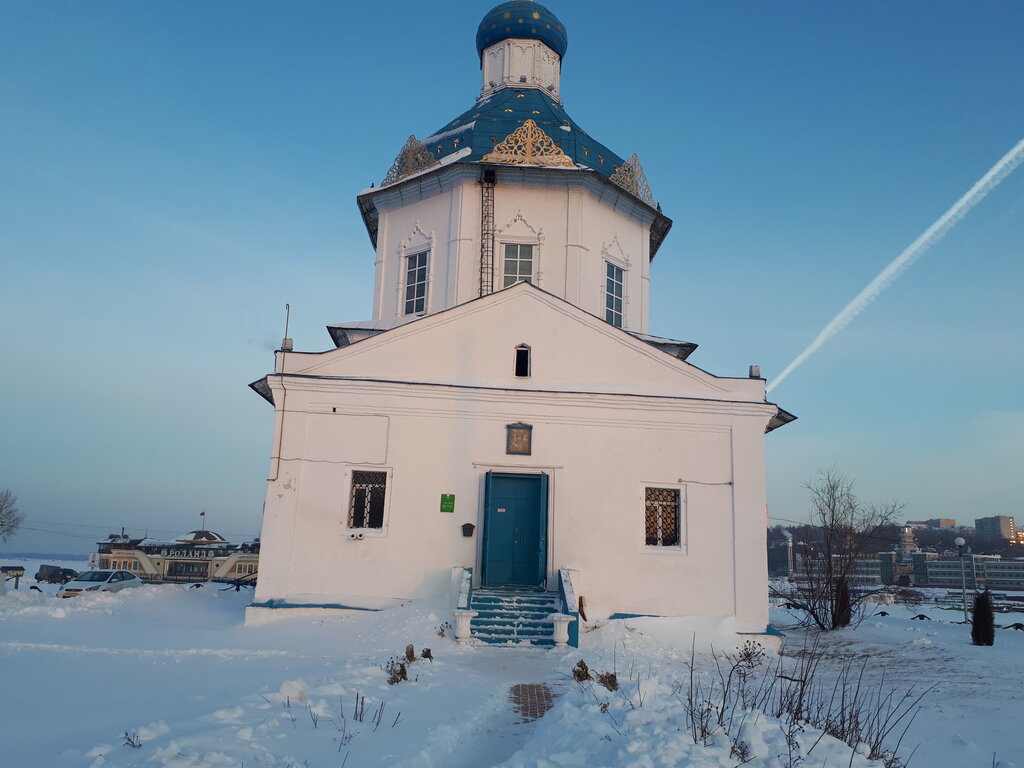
[356, 162, 672, 259]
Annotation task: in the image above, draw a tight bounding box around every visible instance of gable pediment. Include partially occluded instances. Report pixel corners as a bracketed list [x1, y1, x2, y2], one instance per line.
[286, 285, 763, 399]
[283, 284, 765, 404]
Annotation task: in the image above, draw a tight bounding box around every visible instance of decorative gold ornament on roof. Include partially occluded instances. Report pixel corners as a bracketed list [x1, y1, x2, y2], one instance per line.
[381, 136, 441, 187]
[482, 119, 575, 168]
[610, 154, 655, 206]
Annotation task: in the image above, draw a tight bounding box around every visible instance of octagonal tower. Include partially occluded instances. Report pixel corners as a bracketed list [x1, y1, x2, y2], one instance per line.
[339, 1, 672, 347]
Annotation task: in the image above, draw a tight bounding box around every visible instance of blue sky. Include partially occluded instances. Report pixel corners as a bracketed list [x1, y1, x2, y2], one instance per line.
[2, 1, 1022, 554]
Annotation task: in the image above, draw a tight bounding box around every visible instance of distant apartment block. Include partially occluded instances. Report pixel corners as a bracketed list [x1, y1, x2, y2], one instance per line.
[784, 549, 1024, 591]
[922, 554, 1024, 591]
[906, 518, 957, 528]
[793, 554, 882, 586]
[975, 516, 1016, 542]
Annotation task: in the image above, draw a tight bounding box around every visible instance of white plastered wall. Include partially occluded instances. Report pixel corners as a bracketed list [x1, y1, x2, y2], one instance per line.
[252, 288, 773, 630]
[371, 175, 652, 332]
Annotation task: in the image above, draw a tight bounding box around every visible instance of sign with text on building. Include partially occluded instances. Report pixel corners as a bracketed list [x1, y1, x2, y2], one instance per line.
[440, 494, 455, 514]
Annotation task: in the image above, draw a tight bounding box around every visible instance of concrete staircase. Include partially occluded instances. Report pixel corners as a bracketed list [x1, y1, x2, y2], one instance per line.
[469, 588, 562, 647]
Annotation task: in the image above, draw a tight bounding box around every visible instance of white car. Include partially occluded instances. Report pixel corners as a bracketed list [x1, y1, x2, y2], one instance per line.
[58, 569, 143, 598]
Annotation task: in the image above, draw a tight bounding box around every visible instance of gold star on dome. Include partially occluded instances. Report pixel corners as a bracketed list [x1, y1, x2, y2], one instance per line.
[532, 11, 540, 19]
[503, 11, 511, 19]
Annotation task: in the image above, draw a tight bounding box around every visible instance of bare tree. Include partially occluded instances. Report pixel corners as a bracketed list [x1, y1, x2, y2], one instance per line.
[0, 488, 23, 542]
[776, 469, 904, 631]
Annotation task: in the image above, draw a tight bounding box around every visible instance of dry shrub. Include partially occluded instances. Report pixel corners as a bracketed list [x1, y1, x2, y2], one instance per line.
[595, 671, 619, 691]
[386, 660, 408, 685]
[572, 660, 592, 683]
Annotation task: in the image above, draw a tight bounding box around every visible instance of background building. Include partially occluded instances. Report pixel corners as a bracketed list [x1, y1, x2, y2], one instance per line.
[94, 530, 259, 584]
[975, 516, 1016, 543]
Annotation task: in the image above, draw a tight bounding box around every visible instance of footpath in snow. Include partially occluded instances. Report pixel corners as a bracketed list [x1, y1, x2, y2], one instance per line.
[1, 557, 1020, 768]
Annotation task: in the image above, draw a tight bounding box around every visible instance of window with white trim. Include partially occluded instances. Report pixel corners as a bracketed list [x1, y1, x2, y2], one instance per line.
[404, 251, 429, 314]
[645, 487, 681, 547]
[605, 261, 624, 327]
[348, 470, 388, 529]
[502, 243, 534, 287]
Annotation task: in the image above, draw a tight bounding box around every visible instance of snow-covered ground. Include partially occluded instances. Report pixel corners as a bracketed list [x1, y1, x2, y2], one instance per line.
[1, 557, 1020, 768]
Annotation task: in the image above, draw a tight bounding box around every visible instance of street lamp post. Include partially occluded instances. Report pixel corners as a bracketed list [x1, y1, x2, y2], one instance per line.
[954, 536, 969, 623]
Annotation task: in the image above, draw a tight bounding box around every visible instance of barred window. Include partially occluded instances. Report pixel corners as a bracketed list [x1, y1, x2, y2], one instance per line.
[645, 487, 680, 547]
[348, 470, 388, 529]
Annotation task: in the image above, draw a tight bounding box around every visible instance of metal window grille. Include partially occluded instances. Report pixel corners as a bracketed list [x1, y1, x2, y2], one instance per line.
[605, 262, 624, 327]
[503, 243, 534, 287]
[404, 251, 429, 314]
[645, 487, 680, 547]
[348, 471, 388, 529]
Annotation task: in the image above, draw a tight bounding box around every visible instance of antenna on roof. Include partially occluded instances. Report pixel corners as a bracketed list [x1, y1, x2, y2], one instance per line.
[282, 303, 293, 352]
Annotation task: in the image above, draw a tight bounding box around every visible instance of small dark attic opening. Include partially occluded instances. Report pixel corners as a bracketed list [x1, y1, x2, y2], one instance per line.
[514, 345, 531, 378]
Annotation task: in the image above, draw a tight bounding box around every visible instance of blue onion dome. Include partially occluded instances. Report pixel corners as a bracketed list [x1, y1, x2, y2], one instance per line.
[476, 1, 568, 61]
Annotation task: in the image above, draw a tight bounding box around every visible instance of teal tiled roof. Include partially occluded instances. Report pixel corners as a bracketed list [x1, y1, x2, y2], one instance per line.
[424, 88, 625, 183]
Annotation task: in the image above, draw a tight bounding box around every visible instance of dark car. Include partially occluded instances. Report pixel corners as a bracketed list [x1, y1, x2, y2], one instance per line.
[35, 565, 80, 584]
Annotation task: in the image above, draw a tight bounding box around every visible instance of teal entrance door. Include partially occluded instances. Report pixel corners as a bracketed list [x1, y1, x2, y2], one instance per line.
[482, 472, 548, 587]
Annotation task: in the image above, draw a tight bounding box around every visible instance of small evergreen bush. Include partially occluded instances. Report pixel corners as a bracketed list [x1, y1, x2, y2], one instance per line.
[833, 578, 852, 628]
[971, 589, 995, 646]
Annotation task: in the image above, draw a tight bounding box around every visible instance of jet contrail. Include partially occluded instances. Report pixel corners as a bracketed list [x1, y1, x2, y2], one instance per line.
[767, 137, 1024, 393]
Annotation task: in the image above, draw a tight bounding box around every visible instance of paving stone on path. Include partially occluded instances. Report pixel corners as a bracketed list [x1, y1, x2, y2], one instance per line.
[509, 683, 557, 722]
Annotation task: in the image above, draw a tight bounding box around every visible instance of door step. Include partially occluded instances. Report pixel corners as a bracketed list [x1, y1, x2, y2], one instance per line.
[469, 588, 562, 647]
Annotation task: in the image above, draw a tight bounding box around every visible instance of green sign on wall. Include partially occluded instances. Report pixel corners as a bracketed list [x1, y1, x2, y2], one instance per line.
[440, 494, 455, 514]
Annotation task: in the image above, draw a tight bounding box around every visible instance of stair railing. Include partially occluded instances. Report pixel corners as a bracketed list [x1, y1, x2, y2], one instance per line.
[557, 568, 580, 648]
[451, 566, 476, 643]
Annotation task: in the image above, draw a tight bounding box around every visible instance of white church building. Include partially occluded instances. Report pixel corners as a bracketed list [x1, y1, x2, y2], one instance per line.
[246, 1, 793, 646]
